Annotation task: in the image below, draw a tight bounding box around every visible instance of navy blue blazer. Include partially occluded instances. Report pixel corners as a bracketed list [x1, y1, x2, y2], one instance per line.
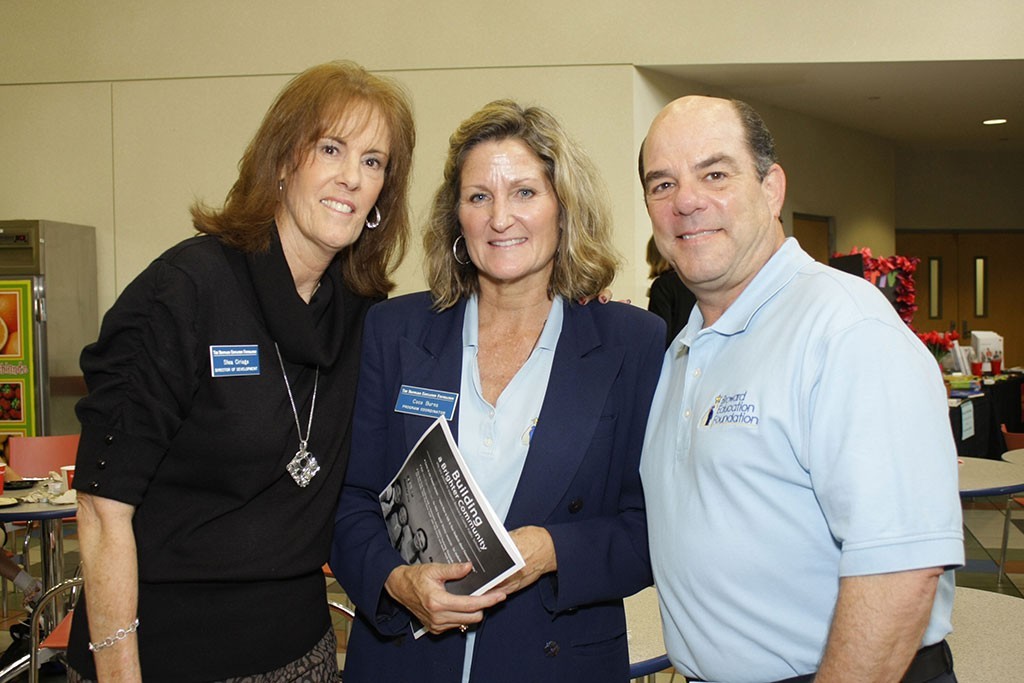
[331, 292, 664, 682]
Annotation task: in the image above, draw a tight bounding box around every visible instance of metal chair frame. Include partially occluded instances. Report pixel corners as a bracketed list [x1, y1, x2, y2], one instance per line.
[29, 575, 82, 682]
[0, 574, 81, 683]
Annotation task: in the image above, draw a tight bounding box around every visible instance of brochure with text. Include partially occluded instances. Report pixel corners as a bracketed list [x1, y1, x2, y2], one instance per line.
[380, 416, 525, 636]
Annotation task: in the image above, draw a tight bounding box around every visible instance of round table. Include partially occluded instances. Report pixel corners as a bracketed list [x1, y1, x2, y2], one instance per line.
[625, 586, 671, 681]
[1001, 448, 1024, 467]
[0, 484, 77, 592]
[947, 587, 1024, 681]
[958, 456, 1024, 586]
[958, 456, 1024, 496]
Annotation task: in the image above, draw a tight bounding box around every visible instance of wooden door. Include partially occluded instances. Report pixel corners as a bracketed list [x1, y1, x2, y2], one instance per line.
[792, 214, 832, 264]
[896, 232, 959, 334]
[896, 231, 1024, 365]
[957, 232, 1024, 366]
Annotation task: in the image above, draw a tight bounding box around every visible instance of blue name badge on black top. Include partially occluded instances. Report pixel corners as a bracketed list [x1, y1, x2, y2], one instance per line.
[395, 385, 458, 420]
[210, 345, 261, 377]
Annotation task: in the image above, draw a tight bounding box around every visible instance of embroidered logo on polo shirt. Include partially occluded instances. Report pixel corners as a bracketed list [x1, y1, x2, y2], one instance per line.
[700, 391, 759, 428]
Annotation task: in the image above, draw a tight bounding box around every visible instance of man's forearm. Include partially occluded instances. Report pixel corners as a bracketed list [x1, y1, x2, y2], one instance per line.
[815, 568, 942, 683]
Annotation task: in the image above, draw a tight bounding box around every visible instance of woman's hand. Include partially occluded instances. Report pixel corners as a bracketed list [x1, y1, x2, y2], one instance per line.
[384, 562, 506, 634]
[490, 526, 557, 595]
[578, 288, 629, 305]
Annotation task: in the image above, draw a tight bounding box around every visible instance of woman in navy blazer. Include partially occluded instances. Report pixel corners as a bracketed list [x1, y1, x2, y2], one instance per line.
[331, 100, 664, 682]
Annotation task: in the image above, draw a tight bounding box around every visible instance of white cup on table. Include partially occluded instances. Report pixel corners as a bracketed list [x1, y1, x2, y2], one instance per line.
[61, 465, 76, 491]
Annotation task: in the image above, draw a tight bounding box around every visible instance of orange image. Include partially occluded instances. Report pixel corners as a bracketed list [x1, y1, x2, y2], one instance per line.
[0, 292, 21, 357]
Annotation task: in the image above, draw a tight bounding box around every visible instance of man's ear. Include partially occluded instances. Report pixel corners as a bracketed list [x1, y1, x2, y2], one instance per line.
[761, 163, 786, 218]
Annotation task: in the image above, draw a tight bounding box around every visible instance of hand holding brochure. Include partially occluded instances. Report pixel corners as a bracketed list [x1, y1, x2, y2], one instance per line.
[380, 416, 525, 625]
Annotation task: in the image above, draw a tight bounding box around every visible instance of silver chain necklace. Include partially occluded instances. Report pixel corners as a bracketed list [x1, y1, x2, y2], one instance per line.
[275, 343, 321, 487]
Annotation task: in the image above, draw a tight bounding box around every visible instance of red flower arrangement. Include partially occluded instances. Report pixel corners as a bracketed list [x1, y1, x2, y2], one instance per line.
[834, 247, 920, 326]
[833, 248, 959, 367]
[916, 330, 960, 362]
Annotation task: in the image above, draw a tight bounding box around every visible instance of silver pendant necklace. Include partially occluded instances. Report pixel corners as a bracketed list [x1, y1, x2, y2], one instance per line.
[275, 343, 321, 487]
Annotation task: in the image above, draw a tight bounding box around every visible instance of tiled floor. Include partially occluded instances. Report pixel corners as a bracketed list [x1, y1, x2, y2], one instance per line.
[1, 498, 1021, 682]
[958, 497, 1024, 597]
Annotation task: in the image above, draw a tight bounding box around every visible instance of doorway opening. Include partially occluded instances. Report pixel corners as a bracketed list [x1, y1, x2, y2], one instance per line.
[792, 214, 835, 264]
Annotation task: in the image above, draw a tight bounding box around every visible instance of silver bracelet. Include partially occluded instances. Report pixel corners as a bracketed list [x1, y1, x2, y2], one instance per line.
[88, 618, 140, 652]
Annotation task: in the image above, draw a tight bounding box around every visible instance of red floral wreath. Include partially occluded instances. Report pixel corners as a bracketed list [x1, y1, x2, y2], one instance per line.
[835, 247, 919, 327]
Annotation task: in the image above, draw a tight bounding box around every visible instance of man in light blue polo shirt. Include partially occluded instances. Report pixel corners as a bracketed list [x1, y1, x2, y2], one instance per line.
[638, 96, 963, 683]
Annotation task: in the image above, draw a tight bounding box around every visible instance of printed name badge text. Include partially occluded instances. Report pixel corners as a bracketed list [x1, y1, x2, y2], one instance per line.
[210, 345, 261, 377]
[395, 385, 458, 420]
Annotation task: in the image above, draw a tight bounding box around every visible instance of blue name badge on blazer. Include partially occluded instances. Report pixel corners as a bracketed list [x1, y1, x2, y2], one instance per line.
[395, 385, 458, 420]
[209, 345, 261, 377]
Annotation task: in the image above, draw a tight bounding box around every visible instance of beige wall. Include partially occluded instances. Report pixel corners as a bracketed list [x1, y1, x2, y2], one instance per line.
[5, 1, 1022, 83]
[895, 149, 1024, 230]
[2, 0, 1023, 317]
[768, 105, 897, 255]
[3, 66, 637, 311]
[1, 82, 115, 302]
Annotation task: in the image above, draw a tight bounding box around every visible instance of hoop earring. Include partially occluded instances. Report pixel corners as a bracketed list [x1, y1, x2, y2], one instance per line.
[452, 235, 470, 266]
[365, 206, 381, 230]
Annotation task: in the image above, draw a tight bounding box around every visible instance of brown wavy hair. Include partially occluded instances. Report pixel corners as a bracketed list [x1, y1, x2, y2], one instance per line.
[423, 99, 619, 310]
[190, 61, 415, 297]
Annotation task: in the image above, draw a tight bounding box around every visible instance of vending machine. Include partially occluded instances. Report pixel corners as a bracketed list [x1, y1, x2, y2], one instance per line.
[0, 220, 98, 437]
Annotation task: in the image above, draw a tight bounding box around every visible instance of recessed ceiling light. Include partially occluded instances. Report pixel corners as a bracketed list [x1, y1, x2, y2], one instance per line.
[982, 118, 1007, 125]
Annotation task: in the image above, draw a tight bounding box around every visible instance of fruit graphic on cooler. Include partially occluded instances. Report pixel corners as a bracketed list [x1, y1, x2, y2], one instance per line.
[0, 383, 22, 421]
[0, 293, 20, 356]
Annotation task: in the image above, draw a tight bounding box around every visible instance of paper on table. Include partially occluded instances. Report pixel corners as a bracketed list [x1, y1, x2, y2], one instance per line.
[961, 400, 975, 440]
[49, 489, 77, 505]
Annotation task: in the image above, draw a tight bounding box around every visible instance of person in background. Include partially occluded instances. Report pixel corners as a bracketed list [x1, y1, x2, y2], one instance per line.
[0, 460, 43, 607]
[0, 522, 44, 673]
[67, 61, 415, 682]
[332, 99, 664, 682]
[638, 95, 962, 683]
[0, 528, 42, 607]
[645, 235, 697, 347]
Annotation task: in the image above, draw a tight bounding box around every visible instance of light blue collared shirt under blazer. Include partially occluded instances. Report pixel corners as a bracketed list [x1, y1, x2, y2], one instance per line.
[458, 293, 563, 682]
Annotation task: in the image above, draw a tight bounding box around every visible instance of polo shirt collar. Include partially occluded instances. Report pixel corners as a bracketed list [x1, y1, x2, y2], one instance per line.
[677, 237, 812, 348]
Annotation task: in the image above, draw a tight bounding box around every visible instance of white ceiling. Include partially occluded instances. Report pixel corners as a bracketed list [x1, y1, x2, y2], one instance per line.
[643, 61, 1024, 152]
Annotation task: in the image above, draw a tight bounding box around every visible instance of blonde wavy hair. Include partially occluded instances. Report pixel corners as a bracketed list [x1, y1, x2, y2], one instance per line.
[424, 100, 618, 309]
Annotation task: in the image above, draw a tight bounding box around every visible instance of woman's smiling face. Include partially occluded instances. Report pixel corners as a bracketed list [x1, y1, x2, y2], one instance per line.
[276, 106, 391, 265]
[457, 138, 560, 294]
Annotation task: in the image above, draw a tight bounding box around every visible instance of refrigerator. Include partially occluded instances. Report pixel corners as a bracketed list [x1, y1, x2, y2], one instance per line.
[0, 220, 98, 439]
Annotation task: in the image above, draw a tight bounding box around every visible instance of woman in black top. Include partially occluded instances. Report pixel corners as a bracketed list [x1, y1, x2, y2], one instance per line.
[67, 61, 415, 682]
[645, 236, 697, 347]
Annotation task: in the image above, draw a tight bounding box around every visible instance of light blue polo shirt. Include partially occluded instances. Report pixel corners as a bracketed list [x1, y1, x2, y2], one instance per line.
[640, 239, 963, 683]
[459, 294, 563, 682]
